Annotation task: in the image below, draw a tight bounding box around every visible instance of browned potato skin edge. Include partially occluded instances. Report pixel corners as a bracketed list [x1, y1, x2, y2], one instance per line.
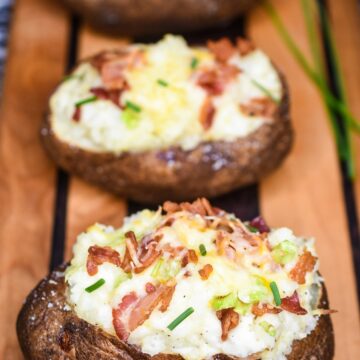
[60, 0, 257, 36]
[17, 264, 334, 360]
[41, 60, 293, 204]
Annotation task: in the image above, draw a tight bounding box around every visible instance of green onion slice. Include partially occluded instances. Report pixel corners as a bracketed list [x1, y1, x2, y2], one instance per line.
[75, 95, 97, 107]
[85, 278, 105, 293]
[125, 100, 142, 113]
[269, 281, 281, 306]
[191, 57, 199, 69]
[167, 307, 194, 330]
[157, 79, 169, 87]
[199, 244, 207, 256]
[246, 224, 259, 233]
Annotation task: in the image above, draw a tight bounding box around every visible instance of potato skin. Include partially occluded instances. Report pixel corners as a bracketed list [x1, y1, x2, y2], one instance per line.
[17, 265, 334, 360]
[60, 0, 257, 36]
[42, 62, 293, 204]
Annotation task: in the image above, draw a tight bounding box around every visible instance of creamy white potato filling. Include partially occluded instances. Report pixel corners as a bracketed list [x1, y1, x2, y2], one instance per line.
[50, 35, 282, 153]
[66, 203, 323, 360]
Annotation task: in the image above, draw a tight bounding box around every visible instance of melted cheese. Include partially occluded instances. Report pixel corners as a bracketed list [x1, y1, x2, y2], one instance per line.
[66, 208, 322, 360]
[50, 35, 282, 153]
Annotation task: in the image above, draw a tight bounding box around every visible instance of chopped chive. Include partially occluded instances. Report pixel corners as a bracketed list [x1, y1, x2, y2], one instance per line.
[250, 79, 280, 104]
[157, 79, 169, 87]
[269, 281, 281, 306]
[199, 244, 207, 256]
[246, 224, 259, 233]
[75, 95, 97, 107]
[85, 278, 105, 293]
[167, 307, 194, 330]
[191, 57, 199, 69]
[125, 100, 142, 113]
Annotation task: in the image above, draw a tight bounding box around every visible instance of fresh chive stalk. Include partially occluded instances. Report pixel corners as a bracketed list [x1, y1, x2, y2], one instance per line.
[157, 79, 169, 87]
[264, 0, 359, 179]
[167, 307, 194, 330]
[75, 95, 97, 107]
[199, 244, 207, 256]
[85, 278, 105, 293]
[269, 281, 281, 306]
[125, 100, 142, 113]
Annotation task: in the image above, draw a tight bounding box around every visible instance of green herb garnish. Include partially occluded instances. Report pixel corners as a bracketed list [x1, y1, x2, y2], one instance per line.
[157, 79, 169, 87]
[199, 244, 207, 256]
[125, 100, 142, 113]
[269, 281, 281, 306]
[167, 307, 194, 330]
[191, 57, 199, 69]
[246, 224, 259, 233]
[251, 79, 280, 104]
[121, 108, 140, 128]
[271, 240, 297, 265]
[260, 321, 276, 337]
[75, 95, 97, 107]
[85, 278, 105, 293]
[264, 0, 360, 178]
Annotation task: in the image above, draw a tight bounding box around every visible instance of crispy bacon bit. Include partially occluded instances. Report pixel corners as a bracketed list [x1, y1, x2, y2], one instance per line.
[134, 234, 163, 274]
[199, 97, 215, 130]
[124, 231, 140, 267]
[240, 97, 277, 118]
[91, 49, 144, 90]
[236, 37, 256, 56]
[112, 291, 138, 341]
[249, 216, 270, 233]
[216, 308, 240, 341]
[72, 106, 81, 122]
[163, 201, 181, 214]
[158, 285, 176, 312]
[90, 49, 128, 70]
[86, 245, 121, 276]
[197, 69, 224, 96]
[252, 303, 282, 317]
[207, 38, 236, 63]
[145, 282, 156, 294]
[163, 198, 220, 218]
[181, 249, 198, 267]
[198, 264, 213, 280]
[128, 285, 176, 331]
[101, 61, 128, 90]
[197, 65, 239, 96]
[90, 87, 125, 108]
[281, 291, 307, 315]
[289, 251, 317, 285]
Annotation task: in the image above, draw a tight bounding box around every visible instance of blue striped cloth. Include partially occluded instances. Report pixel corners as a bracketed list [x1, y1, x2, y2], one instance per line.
[0, 0, 13, 92]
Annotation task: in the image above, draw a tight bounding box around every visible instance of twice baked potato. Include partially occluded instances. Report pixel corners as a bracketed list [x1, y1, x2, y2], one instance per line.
[42, 35, 292, 204]
[18, 199, 334, 359]
[60, 0, 257, 36]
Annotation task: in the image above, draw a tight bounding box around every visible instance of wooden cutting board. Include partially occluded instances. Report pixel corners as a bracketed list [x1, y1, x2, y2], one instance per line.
[0, 0, 359, 358]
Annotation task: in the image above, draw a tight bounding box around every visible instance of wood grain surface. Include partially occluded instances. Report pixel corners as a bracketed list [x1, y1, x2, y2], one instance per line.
[248, 1, 360, 358]
[0, 0, 69, 358]
[0, 0, 359, 359]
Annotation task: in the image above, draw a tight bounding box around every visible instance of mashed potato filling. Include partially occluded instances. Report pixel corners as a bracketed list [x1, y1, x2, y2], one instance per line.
[66, 200, 323, 360]
[50, 35, 282, 153]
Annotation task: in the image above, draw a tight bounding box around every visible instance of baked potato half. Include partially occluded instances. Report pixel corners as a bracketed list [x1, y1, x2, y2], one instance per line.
[42, 35, 292, 204]
[60, 0, 257, 36]
[17, 199, 334, 359]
